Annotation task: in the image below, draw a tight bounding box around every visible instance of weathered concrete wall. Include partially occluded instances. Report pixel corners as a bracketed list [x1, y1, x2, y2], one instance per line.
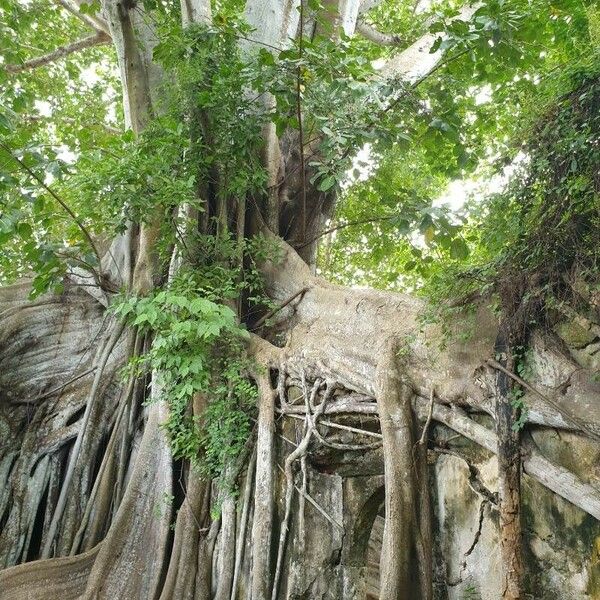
[282, 418, 600, 599]
[430, 429, 600, 600]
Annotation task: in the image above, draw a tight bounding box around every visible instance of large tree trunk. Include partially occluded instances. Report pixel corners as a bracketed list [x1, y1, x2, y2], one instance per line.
[2, 238, 599, 599]
[0, 1, 599, 599]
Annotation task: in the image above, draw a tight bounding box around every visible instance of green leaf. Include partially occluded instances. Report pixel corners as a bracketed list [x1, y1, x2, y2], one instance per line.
[318, 175, 336, 192]
[16, 222, 33, 239]
[0, 109, 15, 133]
[449, 238, 469, 260]
[79, 0, 100, 14]
[424, 226, 436, 245]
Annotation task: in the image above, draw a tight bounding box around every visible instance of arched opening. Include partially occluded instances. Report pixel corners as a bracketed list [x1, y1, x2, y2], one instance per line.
[366, 512, 384, 599]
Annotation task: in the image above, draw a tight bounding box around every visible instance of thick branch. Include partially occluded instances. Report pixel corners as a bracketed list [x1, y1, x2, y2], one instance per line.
[380, 4, 480, 82]
[487, 357, 600, 441]
[260, 234, 600, 437]
[355, 20, 401, 46]
[243, 0, 300, 52]
[5, 32, 110, 74]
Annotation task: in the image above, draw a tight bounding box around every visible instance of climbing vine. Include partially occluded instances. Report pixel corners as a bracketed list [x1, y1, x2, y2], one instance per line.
[113, 231, 278, 482]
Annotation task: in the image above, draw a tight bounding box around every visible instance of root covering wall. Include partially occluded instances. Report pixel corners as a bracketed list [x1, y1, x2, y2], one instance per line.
[0, 272, 599, 599]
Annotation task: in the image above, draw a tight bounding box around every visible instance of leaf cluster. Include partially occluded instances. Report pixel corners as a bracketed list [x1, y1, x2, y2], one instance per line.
[422, 56, 600, 339]
[114, 269, 258, 482]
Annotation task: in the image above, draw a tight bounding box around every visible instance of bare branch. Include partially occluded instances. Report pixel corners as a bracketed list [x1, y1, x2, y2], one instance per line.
[355, 19, 401, 46]
[6, 32, 110, 74]
[54, 0, 111, 35]
[485, 358, 600, 442]
[380, 3, 480, 82]
[252, 287, 310, 330]
[286, 413, 383, 439]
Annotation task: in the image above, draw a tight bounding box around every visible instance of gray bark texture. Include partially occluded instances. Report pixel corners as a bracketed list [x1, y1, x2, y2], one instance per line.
[0, 1, 599, 599]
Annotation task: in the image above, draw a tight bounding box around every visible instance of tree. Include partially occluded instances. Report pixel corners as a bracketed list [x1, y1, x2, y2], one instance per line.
[0, 0, 598, 599]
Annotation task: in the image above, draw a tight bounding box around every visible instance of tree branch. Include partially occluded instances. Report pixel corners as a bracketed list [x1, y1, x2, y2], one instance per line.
[54, 0, 111, 35]
[485, 358, 600, 442]
[355, 19, 402, 46]
[0, 142, 102, 265]
[252, 287, 310, 330]
[297, 216, 394, 249]
[426, 401, 600, 521]
[5, 32, 110, 74]
[380, 3, 480, 82]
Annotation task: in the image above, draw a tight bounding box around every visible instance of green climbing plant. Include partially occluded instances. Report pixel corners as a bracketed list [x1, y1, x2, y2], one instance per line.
[113, 265, 256, 483]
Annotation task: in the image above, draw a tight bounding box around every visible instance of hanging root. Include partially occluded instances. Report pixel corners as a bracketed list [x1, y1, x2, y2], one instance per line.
[69, 331, 142, 555]
[250, 369, 277, 600]
[270, 376, 332, 600]
[308, 416, 382, 451]
[214, 432, 258, 600]
[159, 395, 212, 600]
[230, 446, 257, 600]
[214, 486, 237, 600]
[42, 319, 126, 559]
[493, 332, 525, 600]
[376, 342, 432, 600]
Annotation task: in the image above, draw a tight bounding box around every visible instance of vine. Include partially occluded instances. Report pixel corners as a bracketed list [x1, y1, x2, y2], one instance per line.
[113, 231, 278, 485]
[409, 56, 600, 354]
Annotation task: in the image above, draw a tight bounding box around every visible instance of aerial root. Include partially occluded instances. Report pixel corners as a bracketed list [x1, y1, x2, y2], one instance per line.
[42, 320, 126, 559]
[270, 375, 332, 600]
[70, 331, 142, 555]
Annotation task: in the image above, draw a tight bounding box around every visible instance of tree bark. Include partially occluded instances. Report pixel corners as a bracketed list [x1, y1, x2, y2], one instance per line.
[250, 372, 277, 600]
[376, 342, 431, 600]
[1, 2, 599, 599]
[494, 332, 525, 599]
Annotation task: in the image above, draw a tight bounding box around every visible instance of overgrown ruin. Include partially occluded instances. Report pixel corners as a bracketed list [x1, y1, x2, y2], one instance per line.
[0, 0, 599, 599]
